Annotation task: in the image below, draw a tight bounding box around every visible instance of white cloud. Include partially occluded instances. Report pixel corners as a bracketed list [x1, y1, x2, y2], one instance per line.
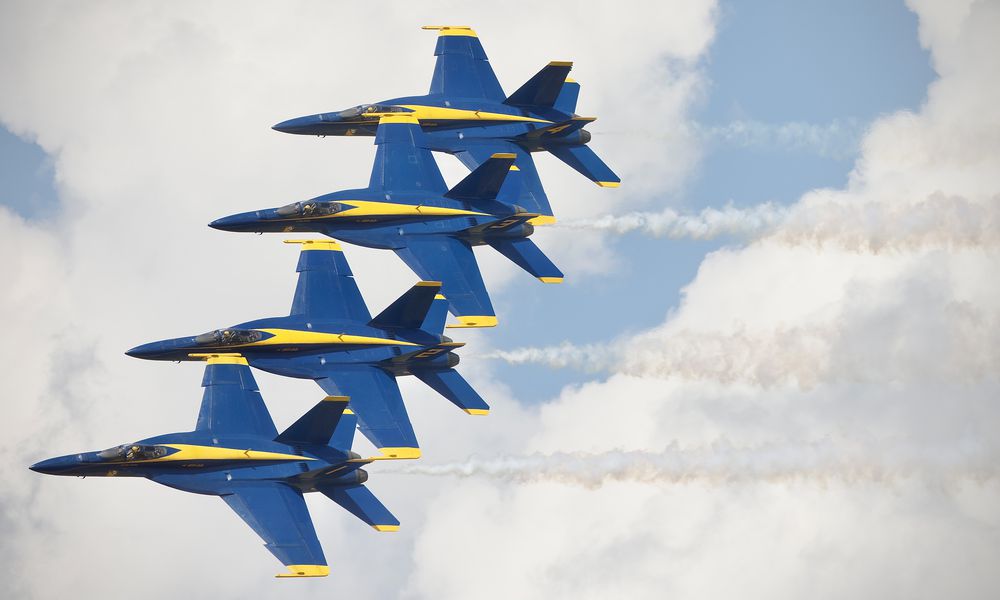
[0, 1, 716, 598]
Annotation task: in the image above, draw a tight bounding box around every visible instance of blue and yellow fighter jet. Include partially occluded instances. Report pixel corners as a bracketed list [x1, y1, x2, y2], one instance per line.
[211, 114, 562, 328]
[30, 354, 399, 577]
[272, 25, 620, 222]
[126, 240, 489, 458]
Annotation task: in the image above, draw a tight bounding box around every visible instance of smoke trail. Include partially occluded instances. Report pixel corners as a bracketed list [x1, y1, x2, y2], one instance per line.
[558, 193, 1000, 251]
[382, 441, 999, 488]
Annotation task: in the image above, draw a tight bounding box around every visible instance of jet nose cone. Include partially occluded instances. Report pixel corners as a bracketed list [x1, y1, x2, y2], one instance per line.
[30, 457, 68, 474]
[272, 113, 327, 134]
[210, 212, 254, 231]
[126, 338, 192, 360]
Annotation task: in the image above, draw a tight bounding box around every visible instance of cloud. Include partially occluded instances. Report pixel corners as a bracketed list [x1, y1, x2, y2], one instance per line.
[0, 1, 717, 598]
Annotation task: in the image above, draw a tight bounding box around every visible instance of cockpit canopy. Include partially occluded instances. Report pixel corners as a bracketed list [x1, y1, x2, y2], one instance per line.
[194, 329, 263, 346]
[334, 104, 411, 119]
[97, 444, 168, 462]
[275, 200, 346, 218]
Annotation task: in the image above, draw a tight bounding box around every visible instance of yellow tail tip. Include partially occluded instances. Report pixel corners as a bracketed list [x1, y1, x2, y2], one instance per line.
[538, 277, 563, 284]
[276, 565, 329, 578]
[528, 215, 557, 226]
[378, 447, 422, 460]
[373, 525, 400, 532]
[464, 409, 490, 416]
[446, 315, 499, 328]
[596, 181, 621, 188]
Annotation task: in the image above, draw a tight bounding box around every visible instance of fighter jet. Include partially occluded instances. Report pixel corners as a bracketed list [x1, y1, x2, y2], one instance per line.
[272, 25, 620, 223]
[30, 354, 399, 577]
[211, 114, 562, 328]
[126, 239, 488, 458]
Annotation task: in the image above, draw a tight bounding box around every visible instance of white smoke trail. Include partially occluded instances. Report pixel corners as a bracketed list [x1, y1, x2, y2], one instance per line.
[558, 193, 1000, 251]
[382, 441, 999, 488]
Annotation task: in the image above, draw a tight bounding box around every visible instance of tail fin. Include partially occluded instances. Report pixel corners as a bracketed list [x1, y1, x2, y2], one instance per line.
[504, 61, 574, 108]
[421, 290, 449, 335]
[554, 78, 580, 114]
[547, 145, 621, 188]
[413, 368, 490, 415]
[275, 396, 350, 446]
[489, 238, 563, 283]
[444, 152, 517, 208]
[369, 281, 442, 330]
[320, 485, 400, 531]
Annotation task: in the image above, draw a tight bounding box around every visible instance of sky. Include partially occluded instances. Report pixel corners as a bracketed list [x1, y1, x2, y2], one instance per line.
[1, 1, 997, 599]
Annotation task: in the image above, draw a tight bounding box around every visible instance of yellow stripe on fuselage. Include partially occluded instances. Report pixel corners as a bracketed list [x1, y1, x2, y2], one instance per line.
[396, 105, 551, 125]
[197, 329, 419, 352]
[271, 200, 488, 223]
[107, 444, 313, 465]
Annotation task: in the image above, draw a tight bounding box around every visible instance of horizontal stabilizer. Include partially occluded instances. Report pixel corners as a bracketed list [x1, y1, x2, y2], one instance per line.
[413, 368, 489, 414]
[462, 213, 537, 238]
[489, 237, 563, 282]
[518, 117, 593, 141]
[275, 396, 350, 447]
[444, 153, 517, 204]
[505, 61, 574, 108]
[369, 281, 442, 330]
[547, 144, 621, 187]
[382, 342, 465, 371]
[321, 484, 400, 531]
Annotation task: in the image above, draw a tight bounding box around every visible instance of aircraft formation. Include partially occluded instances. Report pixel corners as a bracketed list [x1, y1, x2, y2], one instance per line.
[30, 25, 619, 578]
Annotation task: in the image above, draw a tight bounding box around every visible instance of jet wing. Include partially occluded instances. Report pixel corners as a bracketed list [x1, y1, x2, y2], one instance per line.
[423, 26, 505, 101]
[287, 240, 372, 322]
[455, 143, 553, 219]
[369, 116, 448, 194]
[394, 236, 495, 326]
[316, 367, 420, 458]
[221, 483, 328, 577]
[195, 356, 278, 437]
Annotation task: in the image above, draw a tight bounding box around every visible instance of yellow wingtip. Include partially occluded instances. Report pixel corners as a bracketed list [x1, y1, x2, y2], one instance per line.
[276, 565, 329, 578]
[490, 152, 517, 160]
[538, 277, 563, 284]
[596, 181, 621, 188]
[284, 239, 343, 251]
[548, 60, 573, 67]
[446, 315, 499, 328]
[422, 25, 477, 37]
[416, 281, 443, 287]
[373, 525, 400, 532]
[188, 353, 248, 366]
[464, 409, 490, 416]
[323, 395, 349, 403]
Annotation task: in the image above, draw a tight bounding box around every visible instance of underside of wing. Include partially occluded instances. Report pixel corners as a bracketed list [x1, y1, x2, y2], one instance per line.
[394, 236, 495, 327]
[221, 483, 328, 578]
[196, 355, 278, 437]
[424, 26, 505, 101]
[316, 367, 419, 458]
[455, 143, 553, 219]
[369, 116, 449, 194]
[287, 240, 371, 322]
